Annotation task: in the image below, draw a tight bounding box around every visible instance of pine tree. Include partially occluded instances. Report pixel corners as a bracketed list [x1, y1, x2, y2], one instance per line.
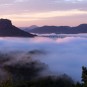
[82, 66, 87, 87]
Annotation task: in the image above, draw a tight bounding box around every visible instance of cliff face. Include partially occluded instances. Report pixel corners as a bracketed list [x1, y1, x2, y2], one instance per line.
[0, 19, 12, 28]
[0, 19, 35, 37]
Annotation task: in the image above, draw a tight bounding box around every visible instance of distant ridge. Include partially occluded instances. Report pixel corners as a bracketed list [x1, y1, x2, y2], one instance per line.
[20, 25, 38, 31]
[0, 19, 35, 37]
[28, 24, 87, 34]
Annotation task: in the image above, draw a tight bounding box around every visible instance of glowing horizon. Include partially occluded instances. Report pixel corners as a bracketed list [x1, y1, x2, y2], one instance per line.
[0, 0, 87, 27]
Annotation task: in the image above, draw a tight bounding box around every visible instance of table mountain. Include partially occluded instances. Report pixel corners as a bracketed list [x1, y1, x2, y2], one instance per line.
[0, 19, 35, 37]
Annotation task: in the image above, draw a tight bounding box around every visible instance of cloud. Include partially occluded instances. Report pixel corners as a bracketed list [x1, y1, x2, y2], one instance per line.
[0, 0, 86, 26]
[0, 36, 87, 81]
[0, 0, 87, 13]
[0, 9, 87, 22]
[14, 0, 28, 3]
[54, 0, 87, 3]
[0, 0, 13, 4]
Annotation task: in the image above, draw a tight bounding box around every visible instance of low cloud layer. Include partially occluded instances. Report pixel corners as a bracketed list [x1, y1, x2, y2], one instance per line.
[0, 36, 87, 81]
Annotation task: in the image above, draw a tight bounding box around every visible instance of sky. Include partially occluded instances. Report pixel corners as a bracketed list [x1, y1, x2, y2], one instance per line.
[0, 0, 87, 27]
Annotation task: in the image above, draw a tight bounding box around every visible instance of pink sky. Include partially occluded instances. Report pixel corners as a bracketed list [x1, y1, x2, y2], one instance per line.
[0, 0, 87, 27]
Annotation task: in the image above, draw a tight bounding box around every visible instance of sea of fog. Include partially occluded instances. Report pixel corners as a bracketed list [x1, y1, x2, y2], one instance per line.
[0, 35, 87, 82]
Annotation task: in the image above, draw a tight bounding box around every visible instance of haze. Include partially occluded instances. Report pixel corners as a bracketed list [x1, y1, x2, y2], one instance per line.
[0, 36, 87, 81]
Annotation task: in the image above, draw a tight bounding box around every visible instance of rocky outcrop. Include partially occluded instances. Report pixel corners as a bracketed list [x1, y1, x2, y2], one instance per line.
[0, 19, 35, 37]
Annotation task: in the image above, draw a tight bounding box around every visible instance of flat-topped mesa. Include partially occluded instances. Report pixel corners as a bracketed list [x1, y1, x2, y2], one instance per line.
[0, 19, 12, 28]
[0, 18, 36, 37]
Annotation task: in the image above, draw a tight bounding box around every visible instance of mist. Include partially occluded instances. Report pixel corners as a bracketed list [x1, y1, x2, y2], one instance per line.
[0, 36, 87, 82]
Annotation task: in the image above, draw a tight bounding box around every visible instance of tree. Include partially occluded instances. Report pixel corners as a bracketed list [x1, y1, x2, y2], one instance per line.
[82, 66, 87, 87]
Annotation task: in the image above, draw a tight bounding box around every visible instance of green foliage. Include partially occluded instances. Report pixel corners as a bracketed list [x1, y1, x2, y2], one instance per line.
[4, 76, 75, 87]
[82, 66, 87, 87]
[0, 53, 85, 87]
[29, 76, 75, 87]
[3, 61, 45, 83]
[0, 80, 12, 87]
[75, 82, 82, 87]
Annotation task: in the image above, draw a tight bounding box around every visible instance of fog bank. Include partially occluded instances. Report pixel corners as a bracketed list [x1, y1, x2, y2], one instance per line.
[0, 36, 87, 81]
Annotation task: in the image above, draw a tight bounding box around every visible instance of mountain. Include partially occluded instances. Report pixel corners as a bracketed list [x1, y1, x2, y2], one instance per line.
[0, 19, 35, 37]
[20, 25, 38, 32]
[28, 25, 38, 30]
[28, 24, 87, 34]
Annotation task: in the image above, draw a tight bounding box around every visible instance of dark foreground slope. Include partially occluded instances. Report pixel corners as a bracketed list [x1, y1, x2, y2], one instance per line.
[28, 24, 87, 34]
[0, 19, 35, 37]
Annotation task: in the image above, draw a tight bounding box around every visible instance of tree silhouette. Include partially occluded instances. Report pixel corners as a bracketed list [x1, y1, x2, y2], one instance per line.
[82, 66, 87, 87]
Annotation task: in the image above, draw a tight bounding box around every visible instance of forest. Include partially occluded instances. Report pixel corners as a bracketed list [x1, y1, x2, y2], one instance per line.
[0, 53, 86, 87]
